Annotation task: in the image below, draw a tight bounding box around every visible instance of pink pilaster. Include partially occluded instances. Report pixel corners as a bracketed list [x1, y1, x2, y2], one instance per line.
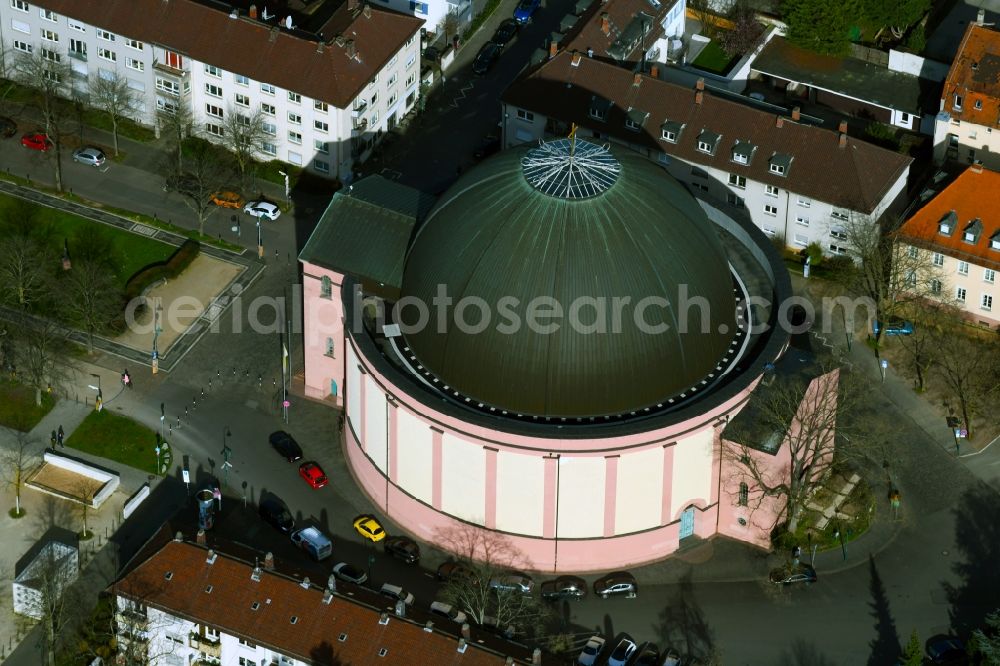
[603, 456, 619, 538]
[387, 399, 399, 483]
[358, 368, 367, 452]
[660, 444, 675, 525]
[431, 428, 443, 510]
[542, 456, 558, 538]
[483, 447, 498, 529]
[709, 427, 722, 504]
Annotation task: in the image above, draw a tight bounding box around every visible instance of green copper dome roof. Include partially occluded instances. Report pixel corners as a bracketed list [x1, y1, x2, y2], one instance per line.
[400, 140, 737, 418]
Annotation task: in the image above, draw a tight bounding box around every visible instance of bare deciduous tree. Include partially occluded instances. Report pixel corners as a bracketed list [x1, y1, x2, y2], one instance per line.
[21, 545, 84, 666]
[1, 430, 35, 517]
[62, 259, 122, 353]
[88, 71, 140, 156]
[221, 105, 268, 188]
[157, 97, 194, 173]
[0, 233, 54, 309]
[894, 299, 957, 392]
[168, 138, 230, 235]
[721, 0, 765, 57]
[8, 49, 72, 191]
[934, 331, 1000, 440]
[12, 317, 72, 406]
[73, 478, 100, 539]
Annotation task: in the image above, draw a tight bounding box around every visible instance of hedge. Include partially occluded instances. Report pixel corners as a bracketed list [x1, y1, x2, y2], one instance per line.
[124, 238, 201, 302]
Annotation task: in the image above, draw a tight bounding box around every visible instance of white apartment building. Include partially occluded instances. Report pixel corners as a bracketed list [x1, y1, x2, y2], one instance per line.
[502, 51, 912, 252]
[934, 15, 1000, 170]
[0, 0, 424, 181]
[376, 0, 472, 38]
[897, 164, 1000, 328]
[113, 532, 533, 665]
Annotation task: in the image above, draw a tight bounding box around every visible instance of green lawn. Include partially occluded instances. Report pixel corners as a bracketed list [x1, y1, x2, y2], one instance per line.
[65, 410, 162, 475]
[0, 193, 175, 285]
[0, 381, 55, 431]
[691, 39, 738, 74]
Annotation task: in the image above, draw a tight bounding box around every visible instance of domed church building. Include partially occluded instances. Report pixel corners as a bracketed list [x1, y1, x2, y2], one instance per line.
[299, 138, 813, 571]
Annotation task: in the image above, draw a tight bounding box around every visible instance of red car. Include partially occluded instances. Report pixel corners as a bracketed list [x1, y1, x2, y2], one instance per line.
[298, 461, 328, 489]
[21, 132, 52, 151]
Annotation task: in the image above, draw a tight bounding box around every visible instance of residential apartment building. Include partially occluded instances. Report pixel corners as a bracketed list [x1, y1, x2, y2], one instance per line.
[0, 0, 424, 181]
[896, 164, 1000, 327]
[378, 0, 472, 37]
[502, 51, 912, 252]
[556, 0, 686, 69]
[114, 530, 544, 665]
[934, 12, 1000, 169]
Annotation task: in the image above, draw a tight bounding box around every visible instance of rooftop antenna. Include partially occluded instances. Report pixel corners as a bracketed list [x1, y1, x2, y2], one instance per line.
[261, 6, 273, 20]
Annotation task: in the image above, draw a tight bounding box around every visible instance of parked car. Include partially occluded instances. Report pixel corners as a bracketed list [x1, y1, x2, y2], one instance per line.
[244, 200, 281, 220]
[71, 146, 106, 167]
[269, 430, 303, 462]
[633, 642, 661, 665]
[472, 42, 502, 75]
[769, 562, 818, 585]
[488, 571, 533, 594]
[20, 132, 52, 151]
[298, 461, 328, 489]
[422, 45, 440, 62]
[0, 116, 16, 138]
[332, 561, 368, 585]
[290, 526, 332, 561]
[353, 514, 386, 542]
[540, 575, 587, 601]
[660, 648, 682, 666]
[379, 583, 415, 606]
[491, 18, 519, 47]
[436, 561, 475, 582]
[873, 318, 914, 336]
[429, 601, 467, 624]
[926, 637, 966, 664]
[607, 636, 637, 666]
[576, 635, 605, 666]
[210, 190, 245, 208]
[513, 0, 540, 23]
[258, 497, 294, 534]
[593, 571, 638, 598]
[383, 536, 420, 563]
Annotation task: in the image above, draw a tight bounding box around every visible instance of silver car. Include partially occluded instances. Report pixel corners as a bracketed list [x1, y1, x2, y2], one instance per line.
[72, 146, 106, 166]
[243, 200, 281, 220]
[488, 571, 533, 594]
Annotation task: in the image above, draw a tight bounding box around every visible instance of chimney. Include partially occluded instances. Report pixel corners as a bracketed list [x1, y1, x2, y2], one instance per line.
[174, 531, 184, 542]
[696, 77, 705, 91]
[549, 40, 558, 58]
[791, 106, 800, 121]
[457, 638, 468, 653]
[269, 25, 279, 42]
[395, 600, 406, 617]
[379, 612, 390, 625]
[533, 648, 542, 665]
[776, 115, 784, 128]
[300, 577, 311, 589]
[205, 549, 217, 564]
[346, 39, 356, 59]
[978, 8, 985, 25]
[317, 41, 324, 53]
[838, 120, 848, 134]
[839, 132, 847, 148]
[971, 161, 984, 173]
[363, 4, 372, 18]
[424, 621, 434, 632]
[251, 566, 262, 582]
[249, 4, 258, 18]
[506, 659, 514, 666]
[633, 72, 642, 87]
[327, 574, 337, 591]
[650, 64, 659, 78]
[571, 51, 582, 66]
[587, 47, 594, 57]
[695, 90, 703, 105]
[601, 13, 610, 36]
[461, 623, 471, 639]
[264, 552, 274, 569]
[196, 529, 206, 545]
[348, 0, 358, 11]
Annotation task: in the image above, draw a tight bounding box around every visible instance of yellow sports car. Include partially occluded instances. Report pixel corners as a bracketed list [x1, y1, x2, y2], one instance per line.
[353, 515, 386, 542]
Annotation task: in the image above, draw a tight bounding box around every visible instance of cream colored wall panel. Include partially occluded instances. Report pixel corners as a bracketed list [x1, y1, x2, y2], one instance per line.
[669, 428, 714, 519]
[346, 344, 361, 434]
[496, 452, 544, 536]
[556, 457, 605, 538]
[396, 410, 433, 504]
[614, 447, 664, 535]
[365, 375, 388, 472]
[440, 434, 485, 523]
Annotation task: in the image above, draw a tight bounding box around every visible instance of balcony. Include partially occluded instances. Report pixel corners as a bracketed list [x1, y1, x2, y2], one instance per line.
[115, 608, 148, 626]
[351, 101, 368, 118]
[352, 117, 368, 132]
[68, 50, 87, 61]
[153, 59, 186, 77]
[190, 632, 221, 657]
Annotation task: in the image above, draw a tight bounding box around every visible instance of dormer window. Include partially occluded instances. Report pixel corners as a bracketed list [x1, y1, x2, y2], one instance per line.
[660, 120, 684, 143]
[954, 95, 963, 110]
[769, 153, 792, 176]
[731, 140, 756, 166]
[696, 130, 721, 155]
[625, 108, 648, 132]
[975, 99, 983, 110]
[589, 95, 612, 122]
[938, 210, 957, 236]
[990, 231, 1000, 250]
[963, 218, 983, 244]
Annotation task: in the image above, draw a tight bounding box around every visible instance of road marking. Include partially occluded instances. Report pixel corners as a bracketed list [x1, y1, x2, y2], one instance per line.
[450, 80, 475, 109]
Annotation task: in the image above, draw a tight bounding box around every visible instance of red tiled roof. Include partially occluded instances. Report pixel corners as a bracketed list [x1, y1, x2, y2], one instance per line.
[116, 539, 522, 665]
[562, 0, 673, 64]
[897, 165, 1000, 271]
[942, 22, 1000, 129]
[38, 0, 423, 108]
[503, 52, 912, 211]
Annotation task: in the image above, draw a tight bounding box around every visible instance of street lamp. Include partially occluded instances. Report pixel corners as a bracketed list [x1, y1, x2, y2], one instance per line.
[278, 170, 290, 203]
[220, 427, 233, 486]
[88, 373, 102, 411]
[256, 218, 264, 259]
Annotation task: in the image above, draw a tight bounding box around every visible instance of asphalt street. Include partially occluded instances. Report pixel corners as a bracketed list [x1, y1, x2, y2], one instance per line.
[0, 2, 998, 662]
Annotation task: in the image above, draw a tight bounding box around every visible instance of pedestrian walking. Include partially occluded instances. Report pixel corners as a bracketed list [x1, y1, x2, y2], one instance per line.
[50, 430, 57, 448]
[57, 425, 64, 448]
[792, 545, 802, 566]
[122, 369, 132, 389]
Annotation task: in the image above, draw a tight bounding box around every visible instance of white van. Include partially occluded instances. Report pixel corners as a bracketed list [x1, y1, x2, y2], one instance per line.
[379, 583, 415, 606]
[290, 526, 333, 561]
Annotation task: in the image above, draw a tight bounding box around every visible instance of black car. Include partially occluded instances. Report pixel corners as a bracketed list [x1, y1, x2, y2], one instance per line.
[269, 430, 303, 462]
[633, 642, 660, 665]
[0, 116, 16, 138]
[540, 575, 587, 601]
[593, 571, 638, 598]
[258, 498, 295, 534]
[491, 19, 519, 48]
[436, 561, 476, 582]
[383, 536, 420, 564]
[472, 42, 502, 75]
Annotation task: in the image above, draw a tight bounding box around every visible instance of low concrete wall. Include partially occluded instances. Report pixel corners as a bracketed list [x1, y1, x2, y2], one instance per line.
[122, 483, 150, 520]
[27, 451, 120, 509]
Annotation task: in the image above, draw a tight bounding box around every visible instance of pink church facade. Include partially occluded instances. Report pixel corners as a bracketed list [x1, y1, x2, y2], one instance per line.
[298, 260, 817, 573]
